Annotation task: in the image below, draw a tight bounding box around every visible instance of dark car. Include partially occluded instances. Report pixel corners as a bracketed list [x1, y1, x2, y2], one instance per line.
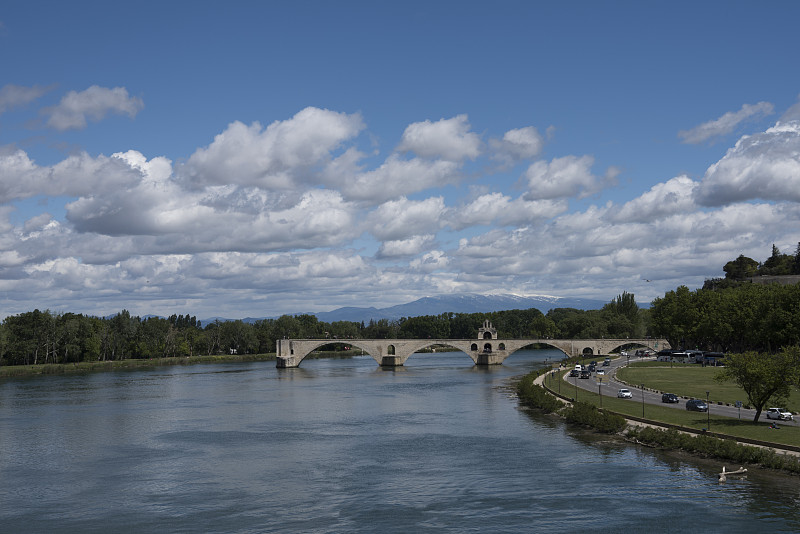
[685, 399, 708, 412]
[569, 369, 580, 377]
[661, 393, 679, 403]
[579, 370, 591, 379]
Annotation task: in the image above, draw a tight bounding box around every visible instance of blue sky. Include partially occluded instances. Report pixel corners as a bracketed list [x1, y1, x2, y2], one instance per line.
[1, 1, 800, 319]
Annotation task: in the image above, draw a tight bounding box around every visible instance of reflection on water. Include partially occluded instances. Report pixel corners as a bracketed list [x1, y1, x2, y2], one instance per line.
[1, 349, 797, 533]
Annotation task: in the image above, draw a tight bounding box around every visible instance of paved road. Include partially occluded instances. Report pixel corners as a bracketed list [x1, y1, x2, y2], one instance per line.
[550, 356, 798, 428]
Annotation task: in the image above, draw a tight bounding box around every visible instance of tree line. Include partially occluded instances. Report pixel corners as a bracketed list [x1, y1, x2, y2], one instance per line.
[652, 245, 800, 353]
[650, 282, 800, 353]
[0, 292, 648, 367]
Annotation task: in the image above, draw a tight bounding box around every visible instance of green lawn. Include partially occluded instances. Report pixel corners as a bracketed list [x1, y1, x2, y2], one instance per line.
[616, 363, 800, 413]
[542, 370, 800, 448]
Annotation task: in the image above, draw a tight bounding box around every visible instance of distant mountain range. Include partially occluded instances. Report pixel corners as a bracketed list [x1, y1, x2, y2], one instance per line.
[199, 293, 610, 326]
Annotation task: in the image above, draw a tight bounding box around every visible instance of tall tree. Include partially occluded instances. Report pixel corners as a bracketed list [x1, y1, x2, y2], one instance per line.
[723, 255, 759, 280]
[794, 242, 800, 275]
[715, 347, 800, 422]
[761, 244, 794, 275]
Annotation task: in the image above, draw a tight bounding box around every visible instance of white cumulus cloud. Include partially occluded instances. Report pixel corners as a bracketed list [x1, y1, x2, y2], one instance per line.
[377, 235, 436, 258]
[694, 120, 800, 206]
[446, 192, 567, 230]
[611, 175, 698, 223]
[43, 85, 144, 130]
[522, 155, 617, 200]
[0, 146, 144, 202]
[342, 154, 460, 204]
[180, 107, 365, 190]
[489, 126, 544, 165]
[397, 114, 481, 161]
[367, 196, 445, 241]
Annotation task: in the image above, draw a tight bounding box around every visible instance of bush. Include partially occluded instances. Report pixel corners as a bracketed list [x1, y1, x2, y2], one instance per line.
[517, 373, 562, 414]
[562, 401, 627, 433]
[626, 426, 800, 473]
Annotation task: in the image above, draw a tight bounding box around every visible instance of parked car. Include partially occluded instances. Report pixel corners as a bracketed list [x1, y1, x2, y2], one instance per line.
[766, 408, 794, 421]
[685, 399, 708, 412]
[617, 388, 632, 398]
[579, 370, 591, 379]
[661, 393, 679, 403]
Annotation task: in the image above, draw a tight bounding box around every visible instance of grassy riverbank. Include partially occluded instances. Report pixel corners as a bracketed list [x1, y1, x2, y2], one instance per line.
[0, 348, 377, 378]
[617, 361, 800, 413]
[523, 368, 800, 474]
[543, 370, 800, 448]
[0, 353, 276, 378]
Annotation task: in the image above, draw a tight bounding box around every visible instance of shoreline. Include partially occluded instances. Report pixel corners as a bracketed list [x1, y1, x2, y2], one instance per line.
[525, 368, 800, 472]
[0, 350, 371, 379]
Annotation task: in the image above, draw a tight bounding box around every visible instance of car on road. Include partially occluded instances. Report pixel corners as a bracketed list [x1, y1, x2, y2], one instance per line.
[602, 359, 610, 366]
[596, 369, 605, 376]
[661, 393, 679, 403]
[766, 408, 794, 421]
[569, 369, 579, 377]
[579, 370, 591, 379]
[685, 399, 708, 412]
[617, 388, 632, 398]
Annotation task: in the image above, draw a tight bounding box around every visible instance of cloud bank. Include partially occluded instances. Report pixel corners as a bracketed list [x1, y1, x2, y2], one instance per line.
[1, 89, 799, 319]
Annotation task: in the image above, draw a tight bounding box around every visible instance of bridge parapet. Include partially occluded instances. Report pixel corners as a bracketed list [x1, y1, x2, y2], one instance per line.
[276, 338, 668, 368]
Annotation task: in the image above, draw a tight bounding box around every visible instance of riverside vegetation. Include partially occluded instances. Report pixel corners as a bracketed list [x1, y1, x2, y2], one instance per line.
[516, 368, 800, 474]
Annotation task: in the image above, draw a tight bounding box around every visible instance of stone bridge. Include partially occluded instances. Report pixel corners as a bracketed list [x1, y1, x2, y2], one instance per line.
[276, 331, 669, 368]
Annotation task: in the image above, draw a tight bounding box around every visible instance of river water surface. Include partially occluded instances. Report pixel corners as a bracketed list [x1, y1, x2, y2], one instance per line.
[1, 349, 798, 533]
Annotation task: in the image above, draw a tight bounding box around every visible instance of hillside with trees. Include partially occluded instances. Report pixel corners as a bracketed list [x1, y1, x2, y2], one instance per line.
[704, 243, 800, 290]
[652, 245, 800, 353]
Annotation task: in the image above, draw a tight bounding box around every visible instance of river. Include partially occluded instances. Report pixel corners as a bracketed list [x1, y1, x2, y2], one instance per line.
[1, 349, 798, 533]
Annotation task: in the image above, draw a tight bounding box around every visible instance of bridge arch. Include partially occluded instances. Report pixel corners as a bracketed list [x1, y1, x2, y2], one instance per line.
[279, 339, 378, 366]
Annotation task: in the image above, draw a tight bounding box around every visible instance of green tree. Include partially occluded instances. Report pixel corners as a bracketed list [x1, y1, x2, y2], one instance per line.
[650, 286, 697, 349]
[723, 255, 759, 280]
[760, 244, 794, 275]
[530, 313, 557, 338]
[794, 242, 800, 275]
[220, 320, 257, 354]
[604, 291, 639, 321]
[715, 347, 800, 422]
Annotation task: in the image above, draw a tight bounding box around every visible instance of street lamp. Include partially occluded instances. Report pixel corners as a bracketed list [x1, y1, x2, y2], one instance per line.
[598, 377, 603, 408]
[641, 384, 645, 418]
[706, 391, 711, 431]
[574, 374, 578, 401]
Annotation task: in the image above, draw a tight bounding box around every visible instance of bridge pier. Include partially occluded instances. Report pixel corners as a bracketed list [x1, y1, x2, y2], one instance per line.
[475, 351, 507, 365]
[276, 355, 301, 368]
[380, 356, 405, 366]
